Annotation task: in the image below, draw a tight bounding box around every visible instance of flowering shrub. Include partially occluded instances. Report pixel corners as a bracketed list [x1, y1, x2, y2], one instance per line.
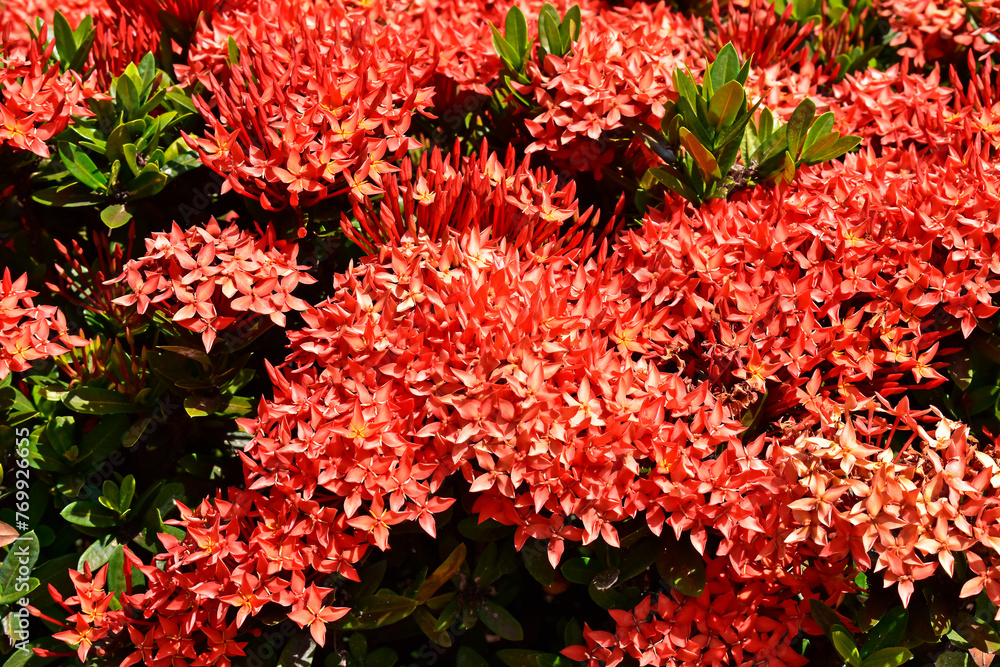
[4, 0, 1000, 666]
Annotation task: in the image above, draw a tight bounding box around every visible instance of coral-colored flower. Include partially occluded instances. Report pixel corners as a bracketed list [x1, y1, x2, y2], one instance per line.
[110, 217, 315, 350]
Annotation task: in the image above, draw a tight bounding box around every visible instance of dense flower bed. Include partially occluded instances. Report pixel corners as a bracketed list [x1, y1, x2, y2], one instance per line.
[3, 0, 1000, 666]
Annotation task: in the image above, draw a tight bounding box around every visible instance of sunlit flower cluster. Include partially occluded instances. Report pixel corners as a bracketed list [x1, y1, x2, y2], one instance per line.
[0, 28, 92, 157]
[182, 0, 435, 210]
[111, 217, 315, 351]
[0, 268, 87, 379]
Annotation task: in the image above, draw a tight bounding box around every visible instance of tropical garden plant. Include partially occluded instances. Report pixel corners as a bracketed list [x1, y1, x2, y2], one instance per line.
[1, 0, 1000, 666]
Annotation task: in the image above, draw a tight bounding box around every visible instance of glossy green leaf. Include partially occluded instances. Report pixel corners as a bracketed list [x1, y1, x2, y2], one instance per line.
[477, 599, 524, 641]
[655, 536, 706, 597]
[831, 624, 861, 667]
[64, 387, 137, 414]
[277, 630, 317, 667]
[490, 24, 522, 73]
[801, 134, 862, 164]
[0, 531, 39, 602]
[522, 539, 556, 586]
[861, 648, 913, 667]
[786, 98, 816, 159]
[415, 543, 466, 603]
[335, 593, 417, 630]
[679, 127, 721, 180]
[457, 647, 490, 667]
[227, 36, 240, 65]
[101, 204, 133, 229]
[61, 502, 120, 528]
[862, 607, 908, 657]
[52, 11, 78, 64]
[505, 5, 528, 57]
[708, 80, 745, 130]
[710, 43, 741, 92]
[127, 164, 169, 199]
[538, 3, 563, 55]
[414, 607, 452, 647]
[57, 142, 107, 191]
[561, 5, 582, 43]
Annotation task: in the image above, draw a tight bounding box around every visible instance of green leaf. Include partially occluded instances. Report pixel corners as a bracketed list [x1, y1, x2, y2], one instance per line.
[735, 56, 752, 86]
[226, 35, 240, 66]
[123, 143, 141, 176]
[786, 98, 816, 159]
[801, 134, 862, 164]
[472, 541, 502, 588]
[707, 80, 745, 133]
[77, 537, 118, 571]
[802, 111, 835, 150]
[710, 42, 741, 91]
[335, 593, 418, 630]
[101, 204, 133, 229]
[68, 26, 96, 73]
[52, 11, 77, 65]
[101, 480, 120, 512]
[116, 72, 140, 119]
[522, 539, 556, 586]
[458, 516, 514, 541]
[61, 501, 120, 528]
[655, 536, 706, 597]
[457, 647, 490, 667]
[758, 107, 775, 143]
[477, 599, 524, 641]
[127, 164, 168, 199]
[538, 5, 563, 56]
[678, 127, 721, 180]
[415, 543, 466, 604]
[74, 414, 128, 467]
[831, 624, 861, 667]
[672, 68, 699, 108]
[57, 142, 107, 191]
[497, 650, 543, 667]
[119, 475, 136, 511]
[64, 387, 137, 414]
[561, 556, 602, 585]
[277, 630, 317, 667]
[0, 531, 39, 602]
[862, 608, 908, 657]
[137, 52, 157, 92]
[861, 648, 913, 667]
[619, 537, 661, 581]
[934, 653, 972, 667]
[364, 648, 398, 667]
[561, 5, 582, 44]
[414, 607, 452, 647]
[505, 6, 529, 58]
[675, 96, 713, 148]
[649, 167, 699, 204]
[1, 641, 57, 666]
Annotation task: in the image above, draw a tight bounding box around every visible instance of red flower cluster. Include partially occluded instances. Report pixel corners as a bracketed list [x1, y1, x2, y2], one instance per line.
[1, 27, 92, 158]
[566, 401, 1000, 666]
[0, 268, 88, 379]
[0, 0, 107, 47]
[111, 217, 315, 351]
[342, 140, 620, 257]
[182, 0, 435, 210]
[511, 2, 707, 175]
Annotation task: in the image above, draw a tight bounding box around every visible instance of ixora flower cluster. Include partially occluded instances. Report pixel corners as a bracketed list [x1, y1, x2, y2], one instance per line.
[4, 0, 1000, 665]
[0, 268, 87, 379]
[110, 218, 316, 350]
